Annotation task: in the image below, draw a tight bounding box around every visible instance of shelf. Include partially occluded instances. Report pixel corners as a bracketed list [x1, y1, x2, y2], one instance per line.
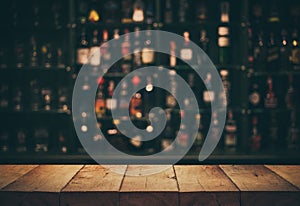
[247, 69, 300, 77]
[171, 64, 244, 72]
[0, 109, 71, 116]
[248, 108, 299, 114]
[1, 150, 299, 164]
[0, 67, 72, 73]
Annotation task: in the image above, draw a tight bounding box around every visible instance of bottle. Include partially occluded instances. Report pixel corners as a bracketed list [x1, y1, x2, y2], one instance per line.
[58, 131, 68, 153]
[12, 86, 24, 111]
[30, 80, 41, 111]
[103, 0, 119, 23]
[0, 47, 8, 69]
[169, 41, 177, 67]
[78, 0, 89, 24]
[268, 111, 279, 149]
[32, 1, 40, 28]
[290, 30, 300, 70]
[14, 40, 25, 68]
[133, 27, 142, 68]
[132, 0, 144, 22]
[146, 0, 154, 24]
[161, 109, 175, 152]
[29, 36, 39, 68]
[52, 1, 63, 29]
[199, 29, 209, 55]
[251, 115, 262, 151]
[218, 1, 231, 64]
[76, 28, 89, 66]
[176, 123, 189, 149]
[211, 112, 221, 148]
[142, 29, 155, 65]
[287, 110, 299, 149]
[118, 80, 130, 114]
[195, 1, 207, 23]
[249, 83, 261, 109]
[193, 113, 205, 149]
[220, 69, 230, 107]
[180, 31, 193, 64]
[100, 30, 111, 70]
[56, 47, 65, 69]
[268, 0, 280, 23]
[178, 0, 189, 23]
[285, 74, 296, 110]
[0, 82, 9, 110]
[224, 110, 237, 150]
[164, 0, 173, 24]
[121, 29, 132, 73]
[0, 130, 9, 152]
[251, 1, 263, 30]
[183, 73, 196, 110]
[203, 72, 215, 106]
[111, 29, 121, 72]
[95, 78, 106, 118]
[253, 31, 267, 70]
[88, 0, 100, 23]
[16, 128, 27, 152]
[58, 87, 69, 111]
[121, 0, 133, 23]
[41, 87, 53, 110]
[41, 43, 52, 68]
[130, 75, 142, 118]
[247, 27, 254, 69]
[90, 29, 101, 66]
[280, 29, 290, 70]
[106, 80, 117, 115]
[264, 76, 277, 109]
[34, 127, 49, 152]
[166, 70, 177, 108]
[266, 32, 280, 70]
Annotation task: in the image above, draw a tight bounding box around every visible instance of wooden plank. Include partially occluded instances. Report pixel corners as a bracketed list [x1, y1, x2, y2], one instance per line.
[174, 165, 240, 206]
[61, 165, 127, 206]
[120, 165, 178, 206]
[220, 165, 300, 206]
[0, 165, 83, 206]
[0, 165, 38, 189]
[265, 165, 300, 189]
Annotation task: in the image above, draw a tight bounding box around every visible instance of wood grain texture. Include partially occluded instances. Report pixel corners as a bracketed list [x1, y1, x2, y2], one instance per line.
[265, 165, 300, 189]
[0, 165, 37, 189]
[220, 165, 300, 206]
[175, 165, 239, 206]
[120, 165, 178, 206]
[61, 165, 126, 206]
[0, 165, 83, 206]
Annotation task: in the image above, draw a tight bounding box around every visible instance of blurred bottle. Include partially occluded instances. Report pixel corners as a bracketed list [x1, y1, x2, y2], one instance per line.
[287, 110, 299, 149]
[251, 115, 262, 151]
[264, 76, 277, 109]
[0, 130, 9, 152]
[280, 29, 290, 70]
[132, 0, 144, 22]
[290, 30, 300, 70]
[14, 40, 25, 68]
[266, 32, 280, 70]
[15, 128, 27, 152]
[95, 78, 106, 118]
[29, 36, 39, 68]
[0, 82, 9, 110]
[285, 74, 297, 110]
[89, 29, 101, 66]
[41, 86, 53, 110]
[121, 0, 133, 23]
[164, 0, 173, 24]
[218, 1, 231, 64]
[103, 0, 120, 23]
[180, 31, 193, 64]
[224, 110, 237, 151]
[41, 43, 53, 68]
[88, 0, 100, 23]
[30, 80, 41, 111]
[34, 127, 49, 152]
[195, 0, 207, 23]
[76, 28, 89, 68]
[142, 29, 155, 65]
[249, 82, 262, 109]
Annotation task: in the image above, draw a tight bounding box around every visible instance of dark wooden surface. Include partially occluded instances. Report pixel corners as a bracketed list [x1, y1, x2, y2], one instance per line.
[0, 165, 299, 206]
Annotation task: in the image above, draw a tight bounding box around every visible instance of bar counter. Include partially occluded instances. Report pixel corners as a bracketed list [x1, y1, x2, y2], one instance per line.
[0, 165, 299, 206]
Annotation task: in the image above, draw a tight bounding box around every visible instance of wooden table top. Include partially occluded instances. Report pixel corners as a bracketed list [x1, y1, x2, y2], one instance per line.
[0, 165, 299, 206]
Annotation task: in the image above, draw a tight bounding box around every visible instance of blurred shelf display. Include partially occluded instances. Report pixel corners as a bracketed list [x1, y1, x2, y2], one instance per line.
[0, 0, 299, 163]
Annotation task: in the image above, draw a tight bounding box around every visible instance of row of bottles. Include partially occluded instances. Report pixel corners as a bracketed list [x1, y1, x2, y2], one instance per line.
[0, 127, 70, 153]
[0, 0, 67, 30]
[0, 80, 70, 112]
[250, 110, 299, 151]
[248, 74, 299, 110]
[0, 36, 66, 69]
[76, 27, 233, 73]
[248, 0, 300, 71]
